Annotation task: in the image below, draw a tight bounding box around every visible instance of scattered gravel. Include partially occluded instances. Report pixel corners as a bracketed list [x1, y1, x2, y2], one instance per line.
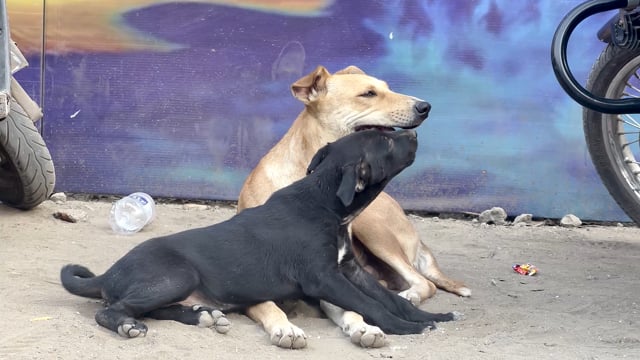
[478, 207, 508, 225]
[560, 214, 582, 227]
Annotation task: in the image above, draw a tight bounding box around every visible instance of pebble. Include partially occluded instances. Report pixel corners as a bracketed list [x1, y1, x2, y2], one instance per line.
[478, 207, 508, 225]
[50, 192, 67, 204]
[182, 203, 210, 211]
[560, 214, 582, 227]
[513, 214, 533, 226]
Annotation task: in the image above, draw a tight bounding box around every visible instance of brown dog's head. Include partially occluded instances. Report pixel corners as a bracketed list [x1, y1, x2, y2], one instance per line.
[291, 65, 430, 139]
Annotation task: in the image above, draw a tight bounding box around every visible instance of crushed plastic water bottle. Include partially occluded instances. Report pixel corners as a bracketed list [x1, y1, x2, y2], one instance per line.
[109, 192, 156, 235]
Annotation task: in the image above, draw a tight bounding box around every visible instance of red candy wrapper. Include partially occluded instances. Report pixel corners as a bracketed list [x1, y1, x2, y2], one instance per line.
[513, 263, 538, 276]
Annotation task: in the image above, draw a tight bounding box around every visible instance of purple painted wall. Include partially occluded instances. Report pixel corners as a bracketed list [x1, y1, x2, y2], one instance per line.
[8, 0, 629, 221]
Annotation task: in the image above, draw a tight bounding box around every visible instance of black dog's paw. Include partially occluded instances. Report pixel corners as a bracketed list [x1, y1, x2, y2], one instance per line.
[387, 320, 431, 335]
[428, 311, 461, 323]
[451, 311, 464, 321]
[422, 321, 437, 331]
[192, 305, 231, 334]
[117, 318, 148, 338]
[420, 311, 464, 332]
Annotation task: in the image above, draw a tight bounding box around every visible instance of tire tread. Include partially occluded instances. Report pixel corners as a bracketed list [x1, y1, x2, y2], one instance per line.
[0, 98, 55, 209]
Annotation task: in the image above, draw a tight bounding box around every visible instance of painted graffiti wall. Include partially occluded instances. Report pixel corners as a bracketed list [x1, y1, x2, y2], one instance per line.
[7, 0, 629, 221]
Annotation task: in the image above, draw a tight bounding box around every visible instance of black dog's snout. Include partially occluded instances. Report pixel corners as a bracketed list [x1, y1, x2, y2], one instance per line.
[396, 129, 418, 141]
[414, 101, 431, 118]
[391, 129, 418, 158]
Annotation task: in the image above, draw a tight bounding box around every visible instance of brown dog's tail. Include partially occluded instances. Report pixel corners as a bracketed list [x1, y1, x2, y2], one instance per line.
[60, 264, 104, 299]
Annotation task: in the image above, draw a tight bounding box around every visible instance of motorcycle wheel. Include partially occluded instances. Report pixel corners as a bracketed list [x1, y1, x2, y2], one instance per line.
[584, 44, 640, 225]
[0, 98, 55, 209]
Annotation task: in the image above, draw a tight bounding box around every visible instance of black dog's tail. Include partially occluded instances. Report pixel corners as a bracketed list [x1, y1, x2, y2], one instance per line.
[60, 264, 104, 299]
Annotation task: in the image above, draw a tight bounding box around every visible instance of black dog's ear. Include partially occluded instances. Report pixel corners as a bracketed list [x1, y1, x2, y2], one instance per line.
[307, 143, 331, 175]
[336, 162, 368, 207]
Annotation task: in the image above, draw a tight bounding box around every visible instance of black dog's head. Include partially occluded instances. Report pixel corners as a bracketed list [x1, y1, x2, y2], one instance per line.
[306, 129, 417, 219]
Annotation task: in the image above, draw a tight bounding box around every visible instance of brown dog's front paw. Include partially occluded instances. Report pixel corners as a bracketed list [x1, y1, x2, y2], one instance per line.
[397, 289, 422, 306]
[270, 325, 307, 349]
[456, 286, 472, 297]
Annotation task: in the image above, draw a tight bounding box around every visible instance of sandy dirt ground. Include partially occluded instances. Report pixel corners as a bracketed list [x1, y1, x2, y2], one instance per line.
[1, 197, 639, 360]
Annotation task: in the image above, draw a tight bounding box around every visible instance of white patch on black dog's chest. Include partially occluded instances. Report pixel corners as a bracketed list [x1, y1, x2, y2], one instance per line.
[337, 243, 347, 264]
[337, 224, 353, 264]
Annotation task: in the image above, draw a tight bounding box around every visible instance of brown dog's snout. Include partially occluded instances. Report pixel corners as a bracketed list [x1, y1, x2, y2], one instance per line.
[414, 101, 431, 119]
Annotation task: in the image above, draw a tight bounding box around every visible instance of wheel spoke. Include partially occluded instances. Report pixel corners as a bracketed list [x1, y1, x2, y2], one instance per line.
[621, 137, 640, 150]
[618, 114, 640, 129]
[625, 78, 640, 94]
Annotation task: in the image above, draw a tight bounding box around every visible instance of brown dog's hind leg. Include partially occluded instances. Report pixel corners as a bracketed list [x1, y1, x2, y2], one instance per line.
[414, 241, 471, 297]
[352, 212, 435, 304]
[352, 193, 471, 302]
[245, 301, 307, 349]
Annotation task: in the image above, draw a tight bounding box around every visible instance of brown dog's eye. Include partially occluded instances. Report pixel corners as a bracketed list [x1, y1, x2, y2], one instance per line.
[359, 90, 377, 98]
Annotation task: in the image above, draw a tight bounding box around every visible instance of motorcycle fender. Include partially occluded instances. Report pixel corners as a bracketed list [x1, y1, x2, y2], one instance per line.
[10, 77, 42, 122]
[597, 13, 619, 43]
[0, 91, 8, 119]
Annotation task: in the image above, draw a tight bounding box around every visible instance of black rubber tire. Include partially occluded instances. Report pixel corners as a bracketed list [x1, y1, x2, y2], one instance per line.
[584, 44, 640, 224]
[0, 98, 55, 209]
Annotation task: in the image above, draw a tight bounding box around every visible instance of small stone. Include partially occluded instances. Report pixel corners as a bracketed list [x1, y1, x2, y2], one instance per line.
[478, 207, 508, 225]
[53, 209, 88, 223]
[513, 214, 533, 226]
[560, 214, 582, 227]
[182, 203, 209, 211]
[50, 192, 67, 204]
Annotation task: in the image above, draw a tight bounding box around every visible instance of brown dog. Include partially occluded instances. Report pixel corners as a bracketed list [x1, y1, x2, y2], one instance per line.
[238, 65, 470, 349]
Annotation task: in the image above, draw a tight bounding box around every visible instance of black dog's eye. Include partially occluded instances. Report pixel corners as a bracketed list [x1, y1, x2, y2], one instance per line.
[359, 90, 377, 98]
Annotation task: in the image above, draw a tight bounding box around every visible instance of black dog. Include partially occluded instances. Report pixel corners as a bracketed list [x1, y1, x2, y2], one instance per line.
[61, 129, 456, 339]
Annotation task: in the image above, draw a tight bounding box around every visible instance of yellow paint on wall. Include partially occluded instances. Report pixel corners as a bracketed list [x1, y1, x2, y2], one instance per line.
[7, 0, 333, 55]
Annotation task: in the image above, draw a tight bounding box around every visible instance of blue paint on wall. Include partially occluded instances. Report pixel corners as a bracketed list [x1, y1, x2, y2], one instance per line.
[21, 0, 629, 221]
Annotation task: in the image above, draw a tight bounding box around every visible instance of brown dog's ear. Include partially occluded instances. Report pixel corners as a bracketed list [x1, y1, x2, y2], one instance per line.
[291, 65, 330, 104]
[335, 65, 366, 75]
[336, 162, 368, 207]
[306, 143, 331, 175]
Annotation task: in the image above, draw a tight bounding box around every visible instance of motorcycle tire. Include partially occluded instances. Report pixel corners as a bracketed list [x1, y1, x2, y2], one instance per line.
[0, 97, 55, 209]
[584, 44, 640, 225]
